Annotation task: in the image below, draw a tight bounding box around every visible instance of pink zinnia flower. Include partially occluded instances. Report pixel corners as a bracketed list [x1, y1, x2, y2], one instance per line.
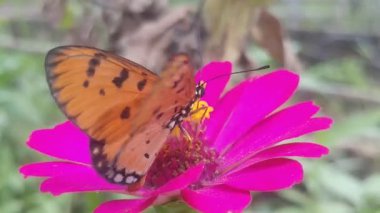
[20, 62, 332, 212]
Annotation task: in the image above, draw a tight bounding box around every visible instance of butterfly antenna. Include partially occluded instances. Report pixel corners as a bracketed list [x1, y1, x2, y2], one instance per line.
[203, 65, 270, 83]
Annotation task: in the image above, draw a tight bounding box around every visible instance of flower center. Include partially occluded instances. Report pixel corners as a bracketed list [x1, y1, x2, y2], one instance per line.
[145, 100, 217, 188]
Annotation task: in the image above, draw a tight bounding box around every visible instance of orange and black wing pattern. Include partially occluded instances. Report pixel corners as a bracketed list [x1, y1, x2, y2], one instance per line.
[45, 46, 158, 143]
[46, 46, 197, 187]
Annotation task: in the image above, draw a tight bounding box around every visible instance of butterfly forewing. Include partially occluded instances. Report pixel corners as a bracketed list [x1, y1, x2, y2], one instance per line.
[46, 46, 158, 143]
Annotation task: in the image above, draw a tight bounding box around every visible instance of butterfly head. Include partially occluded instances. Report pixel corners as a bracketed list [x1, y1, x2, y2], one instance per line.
[195, 82, 205, 99]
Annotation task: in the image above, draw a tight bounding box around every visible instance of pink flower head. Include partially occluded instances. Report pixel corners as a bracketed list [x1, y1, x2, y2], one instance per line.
[20, 62, 332, 213]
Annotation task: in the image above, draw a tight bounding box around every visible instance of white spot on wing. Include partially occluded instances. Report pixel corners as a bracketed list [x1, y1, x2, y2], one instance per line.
[97, 161, 103, 168]
[114, 173, 124, 183]
[126, 175, 137, 184]
[92, 147, 100, 155]
[106, 170, 115, 178]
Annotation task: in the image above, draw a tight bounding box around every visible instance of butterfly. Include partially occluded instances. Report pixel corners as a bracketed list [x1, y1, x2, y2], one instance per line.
[45, 46, 205, 186]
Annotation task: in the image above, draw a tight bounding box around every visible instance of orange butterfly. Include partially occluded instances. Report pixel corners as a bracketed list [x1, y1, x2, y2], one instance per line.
[45, 46, 204, 186]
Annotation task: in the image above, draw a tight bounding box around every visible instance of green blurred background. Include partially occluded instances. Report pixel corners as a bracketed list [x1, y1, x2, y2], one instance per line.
[1, 0, 380, 212]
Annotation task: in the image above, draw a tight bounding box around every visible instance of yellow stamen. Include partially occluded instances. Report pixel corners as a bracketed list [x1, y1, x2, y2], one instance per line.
[190, 100, 214, 121]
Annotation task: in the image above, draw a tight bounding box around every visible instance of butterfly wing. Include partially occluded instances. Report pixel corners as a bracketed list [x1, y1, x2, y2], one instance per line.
[46, 46, 159, 144]
[91, 54, 197, 185]
[46, 47, 195, 186]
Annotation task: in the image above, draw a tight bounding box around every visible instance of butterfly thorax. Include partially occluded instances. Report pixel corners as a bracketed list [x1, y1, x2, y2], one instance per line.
[166, 83, 205, 130]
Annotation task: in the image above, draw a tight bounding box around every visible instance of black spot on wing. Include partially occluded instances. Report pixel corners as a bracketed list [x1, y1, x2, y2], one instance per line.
[89, 58, 100, 67]
[99, 88, 105, 96]
[87, 58, 101, 77]
[144, 153, 150, 159]
[83, 80, 89, 88]
[112, 68, 129, 88]
[137, 79, 147, 91]
[176, 86, 185, 94]
[156, 112, 164, 120]
[172, 80, 180, 88]
[87, 67, 95, 77]
[120, 106, 131, 119]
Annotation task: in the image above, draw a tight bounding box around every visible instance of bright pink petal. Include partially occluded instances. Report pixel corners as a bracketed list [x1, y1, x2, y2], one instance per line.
[281, 117, 333, 141]
[255, 142, 329, 159]
[181, 185, 251, 213]
[222, 158, 303, 191]
[231, 142, 329, 174]
[27, 121, 91, 164]
[38, 165, 124, 195]
[195, 62, 232, 107]
[208, 70, 299, 151]
[94, 197, 156, 213]
[204, 79, 247, 146]
[222, 101, 326, 167]
[20, 161, 92, 178]
[155, 164, 204, 195]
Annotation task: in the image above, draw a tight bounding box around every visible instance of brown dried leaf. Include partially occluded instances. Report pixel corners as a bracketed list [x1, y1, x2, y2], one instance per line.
[203, 0, 274, 63]
[251, 9, 285, 64]
[251, 9, 303, 72]
[283, 38, 304, 73]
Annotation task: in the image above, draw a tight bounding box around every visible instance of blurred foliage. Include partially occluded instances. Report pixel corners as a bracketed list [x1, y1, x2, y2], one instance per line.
[0, 49, 67, 212]
[1, 0, 380, 213]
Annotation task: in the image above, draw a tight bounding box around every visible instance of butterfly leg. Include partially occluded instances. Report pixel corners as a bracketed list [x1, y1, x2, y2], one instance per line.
[199, 106, 210, 123]
[193, 106, 209, 137]
[189, 105, 209, 126]
[178, 123, 193, 143]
